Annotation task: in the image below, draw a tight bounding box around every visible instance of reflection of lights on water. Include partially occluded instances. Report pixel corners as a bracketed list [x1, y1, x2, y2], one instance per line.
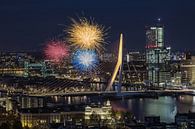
[127, 99, 133, 109]
[111, 102, 127, 112]
[179, 96, 184, 101]
[54, 96, 58, 102]
[84, 96, 87, 102]
[68, 96, 71, 104]
[172, 106, 177, 115]
[75, 96, 80, 104]
[193, 96, 195, 105]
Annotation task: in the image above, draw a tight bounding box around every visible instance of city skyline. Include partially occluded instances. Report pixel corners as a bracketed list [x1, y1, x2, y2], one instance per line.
[2, 1, 195, 128]
[1, 0, 195, 51]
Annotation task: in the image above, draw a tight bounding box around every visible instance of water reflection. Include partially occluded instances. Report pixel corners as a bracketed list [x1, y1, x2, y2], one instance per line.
[177, 95, 195, 112]
[111, 95, 195, 123]
[49, 95, 195, 123]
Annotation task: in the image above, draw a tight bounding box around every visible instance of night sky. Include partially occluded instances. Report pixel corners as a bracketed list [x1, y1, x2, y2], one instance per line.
[1, 0, 195, 51]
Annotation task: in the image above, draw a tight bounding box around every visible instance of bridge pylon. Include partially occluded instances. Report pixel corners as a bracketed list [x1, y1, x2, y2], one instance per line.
[106, 33, 123, 93]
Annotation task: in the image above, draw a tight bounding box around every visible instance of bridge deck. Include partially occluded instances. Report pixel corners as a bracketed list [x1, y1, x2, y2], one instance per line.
[27, 89, 195, 97]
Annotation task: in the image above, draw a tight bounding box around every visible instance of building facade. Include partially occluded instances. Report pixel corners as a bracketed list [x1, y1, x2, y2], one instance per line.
[124, 52, 147, 83]
[180, 56, 195, 86]
[146, 24, 171, 86]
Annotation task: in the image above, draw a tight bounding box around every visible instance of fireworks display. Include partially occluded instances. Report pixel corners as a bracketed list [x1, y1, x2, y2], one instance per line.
[42, 17, 108, 72]
[66, 17, 106, 51]
[44, 40, 69, 63]
[72, 50, 99, 71]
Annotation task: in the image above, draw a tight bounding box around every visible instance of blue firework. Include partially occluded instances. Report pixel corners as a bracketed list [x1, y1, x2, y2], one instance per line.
[72, 50, 99, 71]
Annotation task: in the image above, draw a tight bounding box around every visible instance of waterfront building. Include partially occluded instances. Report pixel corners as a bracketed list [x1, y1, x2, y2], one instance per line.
[20, 107, 84, 128]
[99, 53, 117, 63]
[5, 97, 13, 112]
[85, 101, 112, 120]
[84, 101, 113, 128]
[180, 56, 195, 86]
[0, 52, 29, 76]
[124, 51, 147, 83]
[171, 52, 186, 61]
[145, 23, 171, 86]
[126, 52, 146, 63]
[24, 61, 47, 77]
[0, 52, 46, 77]
[171, 72, 182, 86]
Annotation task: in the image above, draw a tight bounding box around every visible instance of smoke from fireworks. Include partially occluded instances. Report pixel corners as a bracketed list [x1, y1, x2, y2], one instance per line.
[66, 17, 106, 51]
[44, 40, 69, 63]
[72, 50, 99, 72]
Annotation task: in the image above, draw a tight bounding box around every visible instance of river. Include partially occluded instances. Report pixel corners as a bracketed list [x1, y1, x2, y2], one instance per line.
[111, 95, 195, 123]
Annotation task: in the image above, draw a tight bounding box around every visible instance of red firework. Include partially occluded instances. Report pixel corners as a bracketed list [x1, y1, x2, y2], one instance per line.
[44, 40, 69, 63]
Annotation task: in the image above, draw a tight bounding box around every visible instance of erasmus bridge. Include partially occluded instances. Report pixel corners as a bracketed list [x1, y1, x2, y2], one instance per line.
[0, 34, 145, 97]
[29, 34, 148, 97]
[1, 34, 194, 97]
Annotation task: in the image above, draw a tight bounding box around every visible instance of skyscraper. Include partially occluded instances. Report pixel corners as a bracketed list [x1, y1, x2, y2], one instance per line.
[146, 23, 171, 86]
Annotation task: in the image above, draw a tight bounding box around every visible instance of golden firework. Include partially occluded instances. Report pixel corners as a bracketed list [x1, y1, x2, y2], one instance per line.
[66, 17, 106, 51]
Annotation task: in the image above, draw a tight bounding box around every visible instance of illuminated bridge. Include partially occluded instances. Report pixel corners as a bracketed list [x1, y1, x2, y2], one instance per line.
[1, 34, 194, 97]
[1, 74, 194, 97]
[0, 34, 148, 97]
[0, 75, 147, 96]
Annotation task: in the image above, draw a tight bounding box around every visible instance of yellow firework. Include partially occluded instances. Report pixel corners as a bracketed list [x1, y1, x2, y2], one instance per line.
[66, 17, 106, 51]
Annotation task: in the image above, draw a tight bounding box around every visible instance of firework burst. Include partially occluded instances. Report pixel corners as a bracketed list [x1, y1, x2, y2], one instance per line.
[72, 50, 99, 72]
[66, 17, 106, 51]
[44, 40, 69, 63]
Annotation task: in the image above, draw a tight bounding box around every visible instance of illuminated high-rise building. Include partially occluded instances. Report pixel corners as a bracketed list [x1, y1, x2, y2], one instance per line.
[146, 22, 171, 86]
[181, 56, 195, 86]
